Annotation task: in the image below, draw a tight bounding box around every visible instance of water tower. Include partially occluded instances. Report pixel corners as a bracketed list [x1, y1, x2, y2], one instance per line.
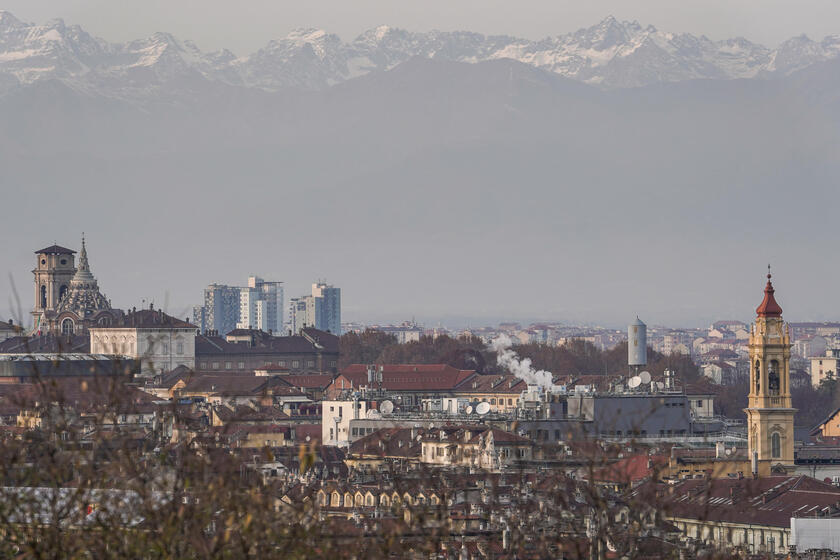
[628, 316, 647, 375]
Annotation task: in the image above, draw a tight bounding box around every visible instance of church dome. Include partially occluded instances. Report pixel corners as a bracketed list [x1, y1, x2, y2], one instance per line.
[56, 236, 111, 317]
[756, 271, 783, 318]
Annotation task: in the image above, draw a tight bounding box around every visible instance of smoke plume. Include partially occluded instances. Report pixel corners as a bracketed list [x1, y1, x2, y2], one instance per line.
[491, 334, 555, 390]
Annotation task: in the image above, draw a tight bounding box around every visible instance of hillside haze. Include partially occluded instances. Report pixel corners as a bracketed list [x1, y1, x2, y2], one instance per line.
[1, 12, 839, 326]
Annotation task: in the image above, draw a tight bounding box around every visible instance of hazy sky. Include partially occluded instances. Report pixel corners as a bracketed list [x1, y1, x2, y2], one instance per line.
[4, 0, 840, 54]
[2, 1, 840, 331]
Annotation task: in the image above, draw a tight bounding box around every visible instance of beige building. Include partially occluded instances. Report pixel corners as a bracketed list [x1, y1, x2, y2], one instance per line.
[90, 306, 197, 376]
[810, 348, 840, 387]
[420, 426, 532, 471]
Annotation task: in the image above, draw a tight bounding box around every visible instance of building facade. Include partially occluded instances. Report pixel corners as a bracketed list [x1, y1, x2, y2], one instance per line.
[288, 281, 341, 335]
[237, 276, 284, 333]
[810, 348, 840, 387]
[90, 307, 197, 376]
[193, 276, 284, 336]
[193, 283, 240, 336]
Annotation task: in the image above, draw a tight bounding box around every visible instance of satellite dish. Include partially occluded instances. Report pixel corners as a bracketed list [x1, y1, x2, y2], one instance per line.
[639, 371, 651, 384]
[725, 448, 732, 456]
[476, 402, 491, 415]
[366, 409, 381, 419]
[655, 381, 665, 391]
[628, 376, 641, 389]
[380, 400, 394, 414]
[465, 405, 473, 415]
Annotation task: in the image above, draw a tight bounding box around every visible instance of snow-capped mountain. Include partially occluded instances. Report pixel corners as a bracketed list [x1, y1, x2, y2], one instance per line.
[1, 10, 839, 98]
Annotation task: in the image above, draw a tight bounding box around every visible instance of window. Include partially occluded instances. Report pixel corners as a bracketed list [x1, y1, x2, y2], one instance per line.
[61, 318, 74, 335]
[161, 343, 168, 354]
[768, 360, 780, 395]
[238, 362, 245, 369]
[176, 343, 184, 355]
[307, 360, 315, 368]
[225, 362, 232, 369]
[279, 361, 287, 367]
[771, 432, 781, 458]
[40, 285, 47, 308]
[212, 362, 219, 370]
[697, 400, 703, 407]
[490, 399, 496, 405]
[292, 361, 300, 368]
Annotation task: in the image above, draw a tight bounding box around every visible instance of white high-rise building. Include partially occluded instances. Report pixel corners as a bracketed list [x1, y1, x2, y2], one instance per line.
[236, 276, 284, 334]
[288, 281, 341, 335]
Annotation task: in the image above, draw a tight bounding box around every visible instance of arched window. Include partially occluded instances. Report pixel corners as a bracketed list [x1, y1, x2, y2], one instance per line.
[354, 493, 363, 507]
[771, 432, 781, 458]
[754, 360, 761, 393]
[768, 360, 780, 395]
[318, 492, 327, 506]
[343, 493, 352, 508]
[380, 494, 390, 507]
[40, 285, 47, 309]
[61, 318, 74, 335]
[59, 285, 68, 301]
[331, 492, 340, 507]
[365, 493, 374, 506]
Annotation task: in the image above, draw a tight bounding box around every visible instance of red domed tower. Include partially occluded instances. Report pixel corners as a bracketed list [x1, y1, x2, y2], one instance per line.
[745, 267, 796, 474]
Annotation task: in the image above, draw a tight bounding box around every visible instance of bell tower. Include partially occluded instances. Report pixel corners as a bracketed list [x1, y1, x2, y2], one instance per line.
[745, 267, 796, 473]
[31, 244, 77, 330]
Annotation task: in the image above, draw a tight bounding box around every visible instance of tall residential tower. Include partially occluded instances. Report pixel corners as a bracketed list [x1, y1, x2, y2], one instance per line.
[288, 281, 341, 335]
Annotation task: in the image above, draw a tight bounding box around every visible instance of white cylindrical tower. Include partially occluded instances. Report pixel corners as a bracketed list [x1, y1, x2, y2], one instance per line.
[628, 316, 647, 367]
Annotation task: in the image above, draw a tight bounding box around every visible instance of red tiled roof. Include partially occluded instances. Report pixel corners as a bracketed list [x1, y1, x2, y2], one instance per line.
[454, 374, 527, 394]
[35, 245, 76, 255]
[337, 364, 476, 391]
[105, 308, 195, 329]
[278, 374, 335, 389]
[756, 274, 783, 317]
[589, 453, 668, 484]
[635, 475, 840, 528]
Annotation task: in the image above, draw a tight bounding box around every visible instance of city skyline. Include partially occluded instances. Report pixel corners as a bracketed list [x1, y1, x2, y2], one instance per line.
[2, 236, 832, 330]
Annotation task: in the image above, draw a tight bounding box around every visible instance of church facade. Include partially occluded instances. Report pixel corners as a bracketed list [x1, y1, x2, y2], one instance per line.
[31, 238, 123, 335]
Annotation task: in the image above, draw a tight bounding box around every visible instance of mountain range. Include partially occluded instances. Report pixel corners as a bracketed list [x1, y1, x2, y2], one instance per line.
[2, 10, 840, 99]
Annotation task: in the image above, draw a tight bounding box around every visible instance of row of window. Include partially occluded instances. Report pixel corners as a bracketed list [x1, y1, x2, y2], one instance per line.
[196, 359, 334, 371]
[318, 491, 439, 508]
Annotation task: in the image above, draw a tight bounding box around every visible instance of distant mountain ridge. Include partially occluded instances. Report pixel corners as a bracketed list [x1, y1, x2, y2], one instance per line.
[1, 10, 840, 99]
